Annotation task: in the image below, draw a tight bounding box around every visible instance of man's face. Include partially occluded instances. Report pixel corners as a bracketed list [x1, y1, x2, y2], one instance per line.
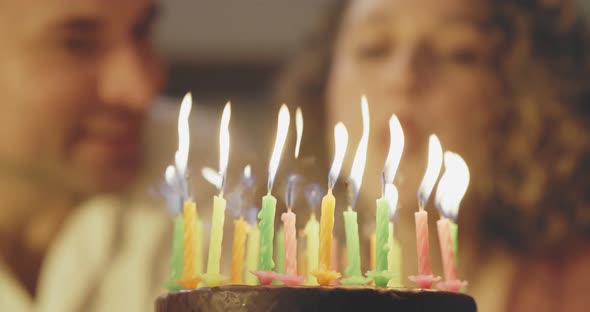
[0, 0, 164, 194]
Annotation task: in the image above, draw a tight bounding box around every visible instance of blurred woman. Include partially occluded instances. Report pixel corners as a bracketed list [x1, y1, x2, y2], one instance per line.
[278, 0, 590, 311]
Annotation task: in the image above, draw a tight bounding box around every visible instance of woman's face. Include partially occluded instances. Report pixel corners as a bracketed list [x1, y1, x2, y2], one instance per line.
[327, 0, 500, 207]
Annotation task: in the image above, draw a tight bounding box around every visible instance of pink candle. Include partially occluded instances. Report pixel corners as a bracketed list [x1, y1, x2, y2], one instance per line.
[437, 217, 457, 281]
[415, 209, 432, 276]
[281, 209, 297, 276]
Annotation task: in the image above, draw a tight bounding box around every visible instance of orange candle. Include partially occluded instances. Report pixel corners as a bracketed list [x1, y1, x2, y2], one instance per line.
[178, 200, 201, 289]
[312, 123, 348, 285]
[230, 216, 250, 284]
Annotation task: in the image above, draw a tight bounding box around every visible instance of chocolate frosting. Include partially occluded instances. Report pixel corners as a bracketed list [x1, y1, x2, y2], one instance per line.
[155, 285, 477, 312]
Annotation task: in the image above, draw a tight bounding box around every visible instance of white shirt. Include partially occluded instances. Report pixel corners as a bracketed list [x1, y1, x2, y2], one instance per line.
[0, 196, 171, 312]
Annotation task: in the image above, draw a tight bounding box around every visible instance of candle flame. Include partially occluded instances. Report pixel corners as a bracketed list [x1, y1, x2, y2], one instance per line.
[295, 107, 303, 159]
[268, 104, 290, 192]
[219, 102, 231, 191]
[241, 164, 256, 189]
[328, 122, 349, 189]
[384, 183, 399, 221]
[244, 165, 251, 179]
[201, 166, 222, 190]
[417, 135, 443, 209]
[383, 114, 404, 185]
[347, 96, 370, 209]
[435, 152, 470, 222]
[175, 93, 192, 178]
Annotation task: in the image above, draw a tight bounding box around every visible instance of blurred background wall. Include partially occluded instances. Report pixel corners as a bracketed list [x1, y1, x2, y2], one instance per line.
[156, 0, 331, 137]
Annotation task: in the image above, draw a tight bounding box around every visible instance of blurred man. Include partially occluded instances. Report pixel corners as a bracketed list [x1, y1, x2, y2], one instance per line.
[0, 1, 170, 311]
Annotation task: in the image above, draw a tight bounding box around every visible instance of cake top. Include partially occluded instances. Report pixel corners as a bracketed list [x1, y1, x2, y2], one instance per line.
[156, 285, 477, 312]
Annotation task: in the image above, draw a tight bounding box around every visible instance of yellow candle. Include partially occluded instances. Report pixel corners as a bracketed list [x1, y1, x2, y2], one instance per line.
[202, 195, 228, 286]
[245, 224, 260, 285]
[387, 222, 403, 287]
[312, 189, 341, 285]
[230, 216, 250, 284]
[312, 122, 347, 285]
[178, 200, 201, 289]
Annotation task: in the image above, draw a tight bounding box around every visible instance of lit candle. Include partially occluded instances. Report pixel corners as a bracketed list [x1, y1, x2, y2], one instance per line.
[282, 213, 296, 275]
[276, 175, 305, 285]
[253, 105, 290, 285]
[230, 216, 250, 284]
[167, 215, 184, 290]
[409, 135, 443, 289]
[244, 208, 260, 285]
[165, 93, 202, 289]
[341, 96, 370, 286]
[164, 166, 186, 291]
[367, 114, 404, 287]
[435, 152, 469, 292]
[228, 165, 257, 285]
[178, 200, 202, 289]
[370, 194, 392, 287]
[313, 123, 348, 286]
[202, 102, 232, 287]
[303, 184, 322, 285]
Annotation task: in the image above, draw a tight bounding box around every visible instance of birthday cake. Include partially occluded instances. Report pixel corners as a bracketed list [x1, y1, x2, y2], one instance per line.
[159, 98, 476, 311]
[155, 285, 476, 312]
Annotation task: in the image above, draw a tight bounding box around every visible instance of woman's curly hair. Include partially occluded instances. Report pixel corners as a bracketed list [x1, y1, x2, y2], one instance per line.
[276, 0, 590, 255]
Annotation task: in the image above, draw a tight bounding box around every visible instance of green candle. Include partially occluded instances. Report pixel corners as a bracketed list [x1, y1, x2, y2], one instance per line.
[167, 215, 184, 290]
[367, 196, 393, 287]
[450, 221, 458, 267]
[275, 226, 285, 274]
[341, 207, 369, 285]
[258, 193, 277, 271]
[376, 197, 390, 271]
